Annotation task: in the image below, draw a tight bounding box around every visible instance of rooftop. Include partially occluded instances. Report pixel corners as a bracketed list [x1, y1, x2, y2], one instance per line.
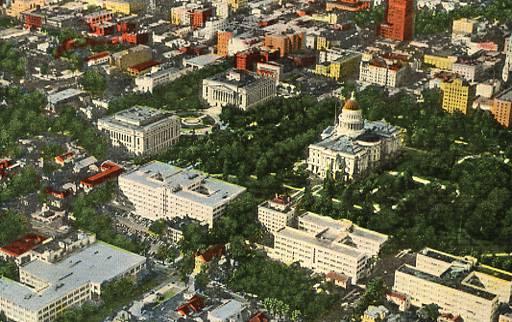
[120, 161, 246, 208]
[208, 299, 244, 320]
[0, 234, 47, 257]
[0, 242, 146, 311]
[496, 87, 512, 102]
[398, 264, 497, 301]
[100, 106, 175, 129]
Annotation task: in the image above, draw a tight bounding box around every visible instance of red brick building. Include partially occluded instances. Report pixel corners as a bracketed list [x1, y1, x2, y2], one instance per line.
[190, 7, 213, 29]
[23, 12, 43, 29]
[379, 0, 415, 41]
[235, 49, 261, 71]
[217, 31, 233, 57]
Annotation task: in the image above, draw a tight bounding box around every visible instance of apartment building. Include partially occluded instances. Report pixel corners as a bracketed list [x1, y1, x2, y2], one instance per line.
[97, 106, 180, 156]
[202, 69, 277, 110]
[394, 248, 512, 322]
[440, 76, 476, 114]
[452, 18, 477, 44]
[0, 241, 146, 322]
[257, 195, 295, 233]
[452, 59, 483, 82]
[491, 88, 512, 128]
[118, 161, 246, 227]
[217, 30, 233, 57]
[271, 212, 388, 283]
[359, 52, 410, 88]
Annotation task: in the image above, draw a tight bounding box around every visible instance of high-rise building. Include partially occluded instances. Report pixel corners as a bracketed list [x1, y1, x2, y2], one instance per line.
[378, 0, 415, 41]
[263, 31, 305, 58]
[217, 30, 233, 57]
[440, 76, 476, 115]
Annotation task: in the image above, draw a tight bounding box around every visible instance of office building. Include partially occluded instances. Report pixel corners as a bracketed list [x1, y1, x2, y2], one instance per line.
[97, 106, 180, 156]
[452, 59, 483, 82]
[118, 161, 246, 227]
[502, 37, 512, 82]
[202, 69, 277, 110]
[440, 76, 476, 114]
[0, 240, 145, 322]
[394, 248, 512, 322]
[424, 54, 458, 71]
[307, 93, 401, 181]
[491, 88, 512, 128]
[379, 0, 415, 41]
[271, 212, 388, 283]
[217, 30, 233, 57]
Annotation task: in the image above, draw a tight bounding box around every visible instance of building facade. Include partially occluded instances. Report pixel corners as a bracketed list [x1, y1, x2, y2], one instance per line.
[491, 88, 512, 128]
[359, 52, 410, 88]
[394, 248, 512, 322]
[263, 31, 304, 58]
[118, 161, 246, 227]
[97, 106, 180, 156]
[307, 93, 401, 181]
[440, 77, 476, 114]
[202, 69, 277, 110]
[257, 195, 295, 233]
[111, 45, 153, 71]
[0, 241, 145, 322]
[378, 0, 415, 41]
[271, 212, 388, 283]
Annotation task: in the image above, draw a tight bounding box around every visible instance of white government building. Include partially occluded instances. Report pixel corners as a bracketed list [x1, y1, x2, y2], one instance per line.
[202, 69, 277, 110]
[307, 92, 401, 181]
[118, 161, 246, 227]
[97, 106, 180, 156]
[394, 248, 512, 322]
[269, 212, 388, 284]
[0, 238, 146, 322]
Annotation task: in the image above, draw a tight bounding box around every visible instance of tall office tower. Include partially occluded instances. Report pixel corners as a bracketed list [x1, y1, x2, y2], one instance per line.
[378, 0, 415, 41]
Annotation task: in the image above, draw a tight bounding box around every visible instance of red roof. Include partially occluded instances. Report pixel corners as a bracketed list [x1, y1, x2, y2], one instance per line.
[0, 234, 47, 257]
[85, 51, 110, 61]
[176, 295, 205, 316]
[55, 151, 75, 164]
[127, 60, 160, 73]
[80, 161, 123, 188]
[0, 159, 12, 169]
[196, 244, 225, 263]
[45, 186, 72, 199]
[249, 312, 269, 322]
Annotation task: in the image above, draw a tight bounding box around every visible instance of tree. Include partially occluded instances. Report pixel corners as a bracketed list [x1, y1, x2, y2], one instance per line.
[80, 70, 107, 95]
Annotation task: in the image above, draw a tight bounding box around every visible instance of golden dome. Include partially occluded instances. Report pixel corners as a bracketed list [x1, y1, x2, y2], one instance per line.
[343, 91, 359, 110]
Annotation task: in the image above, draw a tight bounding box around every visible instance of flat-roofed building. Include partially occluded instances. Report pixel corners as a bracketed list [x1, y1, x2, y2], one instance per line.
[440, 76, 476, 114]
[257, 194, 295, 233]
[118, 161, 246, 227]
[393, 248, 512, 322]
[135, 67, 191, 93]
[111, 45, 153, 71]
[0, 241, 145, 322]
[202, 69, 276, 110]
[271, 212, 387, 283]
[97, 106, 180, 156]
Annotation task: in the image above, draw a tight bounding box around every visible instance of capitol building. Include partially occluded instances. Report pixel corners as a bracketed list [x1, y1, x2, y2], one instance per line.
[307, 92, 402, 181]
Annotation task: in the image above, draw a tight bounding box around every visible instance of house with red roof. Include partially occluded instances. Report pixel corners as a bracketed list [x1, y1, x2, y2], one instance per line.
[194, 244, 225, 274]
[0, 234, 47, 264]
[80, 161, 123, 191]
[176, 294, 205, 317]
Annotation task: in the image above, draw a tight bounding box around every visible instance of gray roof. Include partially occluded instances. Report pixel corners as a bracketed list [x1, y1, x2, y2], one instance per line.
[99, 106, 177, 131]
[208, 300, 244, 320]
[47, 88, 84, 105]
[0, 242, 146, 312]
[121, 161, 246, 208]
